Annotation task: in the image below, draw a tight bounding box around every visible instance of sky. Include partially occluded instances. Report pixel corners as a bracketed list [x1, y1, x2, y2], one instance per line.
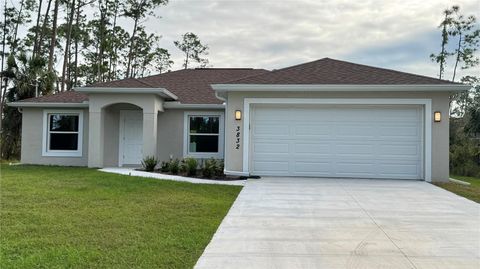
[9, 0, 480, 80]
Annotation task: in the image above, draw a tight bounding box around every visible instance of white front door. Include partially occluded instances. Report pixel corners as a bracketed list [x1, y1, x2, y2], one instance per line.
[250, 104, 424, 180]
[119, 110, 143, 166]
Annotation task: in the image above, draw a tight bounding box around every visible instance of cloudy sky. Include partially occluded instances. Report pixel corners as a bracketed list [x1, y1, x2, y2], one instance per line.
[11, 0, 480, 80]
[151, 0, 479, 79]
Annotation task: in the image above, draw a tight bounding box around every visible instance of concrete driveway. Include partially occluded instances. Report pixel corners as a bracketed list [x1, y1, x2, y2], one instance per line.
[195, 177, 480, 269]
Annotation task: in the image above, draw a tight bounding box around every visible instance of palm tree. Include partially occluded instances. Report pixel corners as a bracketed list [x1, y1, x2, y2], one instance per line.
[0, 53, 55, 159]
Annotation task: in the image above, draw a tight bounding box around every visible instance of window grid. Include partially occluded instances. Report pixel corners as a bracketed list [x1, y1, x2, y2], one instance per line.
[188, 115, 220, 154]
[46, 113, 80, 152]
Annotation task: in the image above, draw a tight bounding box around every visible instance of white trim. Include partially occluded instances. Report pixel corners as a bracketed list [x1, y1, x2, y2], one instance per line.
[42, 109, 84, 157]
[224, 169, 249, 176]
[75, 87, 178, 100]
[8, 102, 89, 108]
[164, 102, 225, 109]
[242, 98, 433, 182]
[212, 84, 470, 92]
[183, 111, 225, 159]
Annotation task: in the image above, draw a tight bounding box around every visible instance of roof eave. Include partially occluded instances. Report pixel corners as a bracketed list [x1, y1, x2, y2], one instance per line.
[163, 102, 225, 109]
[8, 102, 89, 108]
[75, 87, 178, 101]
[211, 84, 471, 92]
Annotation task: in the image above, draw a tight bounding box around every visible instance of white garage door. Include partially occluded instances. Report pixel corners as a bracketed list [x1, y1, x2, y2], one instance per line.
[250, 104, 424, 180]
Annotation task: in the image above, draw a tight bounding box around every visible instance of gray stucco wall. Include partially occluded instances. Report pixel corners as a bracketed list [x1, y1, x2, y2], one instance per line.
[157, 109, 184, 162]
[20, 107, 89, 166]
[223, 91, 451, 182]
[20, 105, 224, 167]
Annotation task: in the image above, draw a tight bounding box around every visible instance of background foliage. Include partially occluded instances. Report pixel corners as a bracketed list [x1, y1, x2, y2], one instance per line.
[431, 5, 480, 177]
[0, 0, 209, 159]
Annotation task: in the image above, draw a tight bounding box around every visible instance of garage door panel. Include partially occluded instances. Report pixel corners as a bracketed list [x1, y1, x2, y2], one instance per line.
[254, 142, 289, 153]
[334, 125, 377, 137]
[295, 124, 332, 136]
[294, 143, 331, 154]
[251, 105, 424, 180]
[379, 125, 421, 137]
[254, 122, 289, 136]
[253, 161, 289, 173]
[294, 161, 332, 172]
[379, 144, 421, 157]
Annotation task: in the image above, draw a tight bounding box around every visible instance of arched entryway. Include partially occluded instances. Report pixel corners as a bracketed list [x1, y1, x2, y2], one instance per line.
[102, 103, 144, 167]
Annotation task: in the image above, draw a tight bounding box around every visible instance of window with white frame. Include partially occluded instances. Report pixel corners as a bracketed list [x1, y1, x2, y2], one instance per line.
[184, 112, 224, 158]
[43, 110, 83, 157]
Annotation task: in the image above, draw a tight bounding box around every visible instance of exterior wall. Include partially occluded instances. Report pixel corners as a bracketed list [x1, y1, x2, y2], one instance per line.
[20, 107, 89, 166]
[224, 91, 451, 182]
[157, 110, 184, 162]
[156, 109, 225, 163]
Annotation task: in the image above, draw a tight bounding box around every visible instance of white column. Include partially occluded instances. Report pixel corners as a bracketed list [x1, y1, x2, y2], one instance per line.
[142, 112, 158, 158]
[87, 111, 104, 167]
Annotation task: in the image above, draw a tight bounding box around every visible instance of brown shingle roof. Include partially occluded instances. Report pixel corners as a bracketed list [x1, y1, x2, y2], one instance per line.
[139, 68, 269, 104]
[15, 58, 458, 105]
[19, 91, 88, 103]
[19, 68, 268, 104]
[224, 58, 458, 85]
[89, 77, 157, 88]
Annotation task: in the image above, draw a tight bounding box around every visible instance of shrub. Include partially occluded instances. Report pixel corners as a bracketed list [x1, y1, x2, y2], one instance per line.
[168, 159, 180, 174]
[160, 161, 170, 172]
[142, 156, 158, 172]
[215, 159, 224, 176]
[202, 158, 215, 178]
[450, 137, 480, 177]
[202, 158, 224, 178]
[181, 157, 198, 176]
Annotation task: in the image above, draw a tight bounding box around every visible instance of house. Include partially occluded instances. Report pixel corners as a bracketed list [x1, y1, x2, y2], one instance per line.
[9, 58, 469, 182]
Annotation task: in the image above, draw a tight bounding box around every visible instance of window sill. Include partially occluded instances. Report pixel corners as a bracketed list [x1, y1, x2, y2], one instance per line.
[42, 151, 83, 157]
[185, 152, 224, 159]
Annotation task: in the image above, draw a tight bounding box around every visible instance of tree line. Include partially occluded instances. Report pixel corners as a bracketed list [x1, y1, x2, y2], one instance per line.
[0, 0, 209, 159]
[430, 5, 480, 177]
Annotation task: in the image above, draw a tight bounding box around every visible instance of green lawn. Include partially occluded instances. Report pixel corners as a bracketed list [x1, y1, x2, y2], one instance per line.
[434, 175, 480, 203]
[0, 165, 241, 268]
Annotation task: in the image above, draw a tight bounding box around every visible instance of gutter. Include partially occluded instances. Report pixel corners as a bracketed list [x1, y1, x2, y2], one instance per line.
[211, 84, 471, 92]
[163, 102, 225, 109]
[75, 87, 178, 101]
[8, 102, 90, 108]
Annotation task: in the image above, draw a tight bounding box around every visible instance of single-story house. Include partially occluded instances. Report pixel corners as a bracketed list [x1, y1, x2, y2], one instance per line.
[9, 58, 469, 182]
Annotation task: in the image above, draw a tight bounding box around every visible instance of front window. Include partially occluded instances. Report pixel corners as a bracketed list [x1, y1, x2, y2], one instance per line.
[189, 116, 219, 153]
[43, 110, 83, 157]
[185, 112, 224, 158]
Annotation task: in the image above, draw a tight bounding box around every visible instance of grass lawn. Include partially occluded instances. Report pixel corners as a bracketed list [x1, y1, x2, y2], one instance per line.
[0, 165, 242, 268]
[434, 175, 480, 203]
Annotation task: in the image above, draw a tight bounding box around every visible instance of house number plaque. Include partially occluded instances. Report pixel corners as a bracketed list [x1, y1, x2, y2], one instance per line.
[235, 126, 241, 150]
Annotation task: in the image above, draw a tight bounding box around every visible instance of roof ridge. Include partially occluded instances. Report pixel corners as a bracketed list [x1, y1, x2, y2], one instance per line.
[219, 58, 330, 84]
[223, 57, 459, 85]
[217, 69, 271, 84]
[324, 58, 459, 84]
[133, 78, 156, 87]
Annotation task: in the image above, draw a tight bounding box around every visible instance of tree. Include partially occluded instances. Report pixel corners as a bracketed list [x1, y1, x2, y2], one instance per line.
[153, 48, 173, 74]
[449, 12, 480, 82]
[431, 6, 480, 177]
[47, 0, 59, 74]
[1, 53, 54, 159]
[61, 0, 76, 91]
[122, 0, 168, 78]
[174, 32, 209, 69]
